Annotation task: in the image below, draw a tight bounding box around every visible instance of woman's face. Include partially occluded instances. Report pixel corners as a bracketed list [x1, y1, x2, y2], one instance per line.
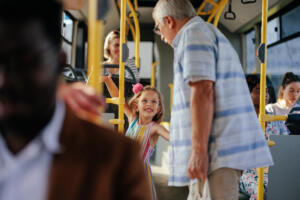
[283, 82, 300, 105]
[251, 84, 269, 107]
[108, 37, 120, 61]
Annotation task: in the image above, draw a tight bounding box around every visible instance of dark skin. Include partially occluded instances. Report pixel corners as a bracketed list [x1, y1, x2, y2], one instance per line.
[0, 21, 65, 154]
[250, 84, 269, 115]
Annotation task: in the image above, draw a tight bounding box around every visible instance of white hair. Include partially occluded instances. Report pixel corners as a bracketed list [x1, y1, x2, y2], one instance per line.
[153, 0, 196, 23]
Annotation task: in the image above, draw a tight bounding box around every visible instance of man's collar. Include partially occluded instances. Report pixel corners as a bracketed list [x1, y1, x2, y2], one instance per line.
[0, 100, 65, 162]
[172, 16, 203, 48]
[40, 100, 65, 154]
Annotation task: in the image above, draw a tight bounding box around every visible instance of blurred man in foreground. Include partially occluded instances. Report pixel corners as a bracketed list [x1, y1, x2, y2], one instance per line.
[0, 1, 150, 200]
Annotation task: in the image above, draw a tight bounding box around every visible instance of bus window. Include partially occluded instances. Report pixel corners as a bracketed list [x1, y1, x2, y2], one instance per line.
[61, 12, 74, 65]
[282, 5, 300, 38]
[245, 29, 256, 73]
[267, 17, 280, 45]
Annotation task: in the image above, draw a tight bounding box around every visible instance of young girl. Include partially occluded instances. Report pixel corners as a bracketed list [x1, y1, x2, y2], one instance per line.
[104, 77, 169, 199]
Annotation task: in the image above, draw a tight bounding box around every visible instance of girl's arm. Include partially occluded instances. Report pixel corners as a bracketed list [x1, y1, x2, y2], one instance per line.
[103, 75, 135, 121]
[152, 124, 170, 141]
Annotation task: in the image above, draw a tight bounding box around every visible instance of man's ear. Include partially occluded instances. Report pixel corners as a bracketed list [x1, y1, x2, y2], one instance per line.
[58, 51, 67, 72]
[164, 16, 175, 29]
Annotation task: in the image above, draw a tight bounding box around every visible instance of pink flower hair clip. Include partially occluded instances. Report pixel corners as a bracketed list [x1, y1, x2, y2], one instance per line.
[132, 83, 143, 94]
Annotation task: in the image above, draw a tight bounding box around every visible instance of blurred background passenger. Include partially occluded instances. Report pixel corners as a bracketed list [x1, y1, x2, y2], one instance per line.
[239, 75, 269, 200]
[266, 72, 300, 135]
[239, 74, 295, 199]
[103, 30, 139, 82]
[266, 72, 300, 115]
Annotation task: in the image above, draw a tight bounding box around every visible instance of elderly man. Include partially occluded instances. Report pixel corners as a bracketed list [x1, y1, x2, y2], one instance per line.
[152, 0, 273, 199]
[0, 1, 151, 200]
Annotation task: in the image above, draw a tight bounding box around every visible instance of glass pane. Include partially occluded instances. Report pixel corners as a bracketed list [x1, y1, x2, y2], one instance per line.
[62, 41, 72, 65]
[267, 18, 280, 45]
[245, 29, 256, 73]
[267, 36, 300, 75]
[282, 5, 300, 38]
[127, 41, 153, 78]
[62, 12, 73, 43]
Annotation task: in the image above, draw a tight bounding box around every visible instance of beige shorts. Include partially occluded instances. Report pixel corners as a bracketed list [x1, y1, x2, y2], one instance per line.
[188, 168, 242, 200]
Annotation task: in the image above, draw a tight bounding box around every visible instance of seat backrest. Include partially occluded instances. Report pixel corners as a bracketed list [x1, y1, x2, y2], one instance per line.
[267, 135, 300, 199]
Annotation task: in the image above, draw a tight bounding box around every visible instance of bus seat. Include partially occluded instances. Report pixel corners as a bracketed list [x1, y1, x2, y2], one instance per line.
[267, 135, 300, 200]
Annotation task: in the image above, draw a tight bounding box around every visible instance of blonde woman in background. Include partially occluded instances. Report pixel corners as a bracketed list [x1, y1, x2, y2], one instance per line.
[103, 30, 139, 82]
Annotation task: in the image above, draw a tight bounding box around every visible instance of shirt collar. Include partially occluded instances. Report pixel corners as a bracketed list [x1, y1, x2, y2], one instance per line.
[40, 100, 65, 154]
[172, 16, 204, 48]
[0, 100, 65, 157]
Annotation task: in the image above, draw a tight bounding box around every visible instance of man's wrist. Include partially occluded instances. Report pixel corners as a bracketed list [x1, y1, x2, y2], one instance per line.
[192, 146, 208, 154]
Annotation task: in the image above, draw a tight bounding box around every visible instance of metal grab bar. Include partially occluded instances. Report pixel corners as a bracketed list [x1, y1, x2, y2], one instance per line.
[86, 0, 105, 124]
[197, 0, 229, 27]
[151, 62, 157, 87]
[258, 1, 269, 199]
[126, 0, 140, 68]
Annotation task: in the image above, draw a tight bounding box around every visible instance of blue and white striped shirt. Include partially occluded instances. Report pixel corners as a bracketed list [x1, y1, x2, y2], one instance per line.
[168, 16, 273, 186]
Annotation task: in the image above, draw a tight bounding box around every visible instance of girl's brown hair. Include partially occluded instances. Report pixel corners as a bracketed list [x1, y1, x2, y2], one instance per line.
[278, 72, 300, 101]
[128, 86, 165, 123]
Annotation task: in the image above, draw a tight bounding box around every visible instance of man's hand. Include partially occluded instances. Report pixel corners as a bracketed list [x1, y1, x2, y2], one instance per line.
[57, 82, 105, 116]
[187, 150, 209, 180]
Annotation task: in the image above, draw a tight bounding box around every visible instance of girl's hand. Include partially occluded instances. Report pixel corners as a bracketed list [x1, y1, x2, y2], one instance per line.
[102, 73, 112, 83]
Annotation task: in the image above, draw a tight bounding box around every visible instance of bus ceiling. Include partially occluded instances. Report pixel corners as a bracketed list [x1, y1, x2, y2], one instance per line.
[66, 0, 297, 34]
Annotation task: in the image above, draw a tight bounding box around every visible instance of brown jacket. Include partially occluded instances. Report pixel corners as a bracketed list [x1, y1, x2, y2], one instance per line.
[46, 107, 151, 200]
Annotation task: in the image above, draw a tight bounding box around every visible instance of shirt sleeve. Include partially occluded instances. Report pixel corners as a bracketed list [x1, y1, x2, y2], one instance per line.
[181, 28, 216, 84]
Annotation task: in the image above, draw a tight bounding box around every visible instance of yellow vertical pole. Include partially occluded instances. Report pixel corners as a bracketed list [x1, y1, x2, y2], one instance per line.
[258, 0, 268, 200]
[168, 83, 173, 112]
[87, 0, 97, 89]
[151, 62, 157, 87]
[87, 0, 103, 94]
[86, 0, 104, 125]
[96, 21, 104, 94]
[118, 0, 126, 133]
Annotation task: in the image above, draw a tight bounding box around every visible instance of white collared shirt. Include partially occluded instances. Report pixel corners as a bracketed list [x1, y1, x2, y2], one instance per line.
[0, 101, 65, 200]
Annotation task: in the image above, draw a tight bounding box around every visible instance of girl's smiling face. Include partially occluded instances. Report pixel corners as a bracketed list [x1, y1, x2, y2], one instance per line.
[137, 90, 160, 119]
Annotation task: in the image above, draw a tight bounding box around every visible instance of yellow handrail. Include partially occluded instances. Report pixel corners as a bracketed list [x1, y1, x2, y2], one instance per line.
[117, 0, 126, 133]
[126, 0, 140, 68]
[168, 83, 174, 112]
[127, 15, 136, 41]
[258, 0, 268, 199]
[213, 0, 229, 27]
[197, 0, 229, 27]
[87, 0, 104, 125]
[151, 62, 158, 87]
[134, 0, 138, 10]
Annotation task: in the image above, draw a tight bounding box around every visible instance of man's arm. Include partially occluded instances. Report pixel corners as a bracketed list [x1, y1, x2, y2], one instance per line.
[57, 82, 104, 116]
[187, 80, 214, 181]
